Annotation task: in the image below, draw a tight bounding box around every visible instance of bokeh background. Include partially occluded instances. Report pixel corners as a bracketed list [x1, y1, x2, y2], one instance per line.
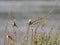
[0, 0, 60, 45]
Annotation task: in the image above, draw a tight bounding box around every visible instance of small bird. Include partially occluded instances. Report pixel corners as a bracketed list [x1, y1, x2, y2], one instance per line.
[27, 19, 32, 25]
[12, 20, 17, 27]
[6, 35, 13, 40]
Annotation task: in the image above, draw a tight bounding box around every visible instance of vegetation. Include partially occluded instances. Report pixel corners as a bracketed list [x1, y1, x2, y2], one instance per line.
[4, 15, 60, 45]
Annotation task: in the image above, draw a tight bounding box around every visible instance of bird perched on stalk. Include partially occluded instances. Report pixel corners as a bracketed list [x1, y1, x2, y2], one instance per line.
[6, 35, 13, 40]
[12, 20, 17, 27]
[27, 19, 32, 25]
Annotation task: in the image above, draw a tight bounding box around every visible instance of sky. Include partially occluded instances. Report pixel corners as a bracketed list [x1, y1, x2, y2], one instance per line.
[0, 0, 57, 1]
[0, 0, 60, 45]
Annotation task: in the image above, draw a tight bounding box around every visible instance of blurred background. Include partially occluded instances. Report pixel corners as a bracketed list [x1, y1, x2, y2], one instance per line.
[0, 0, 60, 45]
